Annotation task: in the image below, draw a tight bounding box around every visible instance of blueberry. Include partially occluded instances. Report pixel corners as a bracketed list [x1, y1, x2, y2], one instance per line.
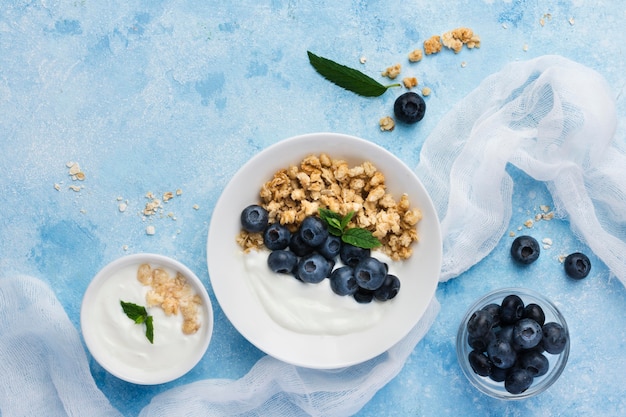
[510, 235, 540, 264]
[512, 318, 543, 350]
[500, 294, 524, 325]
[393, 92, 426, 124]
[564, 252, 591, 279]
[354, 287, 375, 303]
[481, 303, 502, 327]
[263, 223, 291, 250]
[487, 338, 517, 369]
[505, 368, 534, 394]
[296, 253, 332, 284]
[299, 216, 329, 247]
[489, 365, 509, 383]
[354, 257, 387, 290]
[374, 274, 401, 301]
[496, 325, 514, 346]
[339, 243, 370, 268]
[318, 235, 342, 260]
[329, 266, 358, 296]
[523, 303, 546, 326]
[468, 351, 492, 377]
[289, 233, 315, 257]
[468, 330, 495, 352]
[467, 309, 495, 338]
[518, 350, 549, 377]
[541, 322, 568, 354]
[240, 204, 269, 233]
[267, 250, 297, 274]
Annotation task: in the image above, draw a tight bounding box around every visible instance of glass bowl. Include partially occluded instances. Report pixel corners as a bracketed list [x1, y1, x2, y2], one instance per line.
[456, 287, 569, 400]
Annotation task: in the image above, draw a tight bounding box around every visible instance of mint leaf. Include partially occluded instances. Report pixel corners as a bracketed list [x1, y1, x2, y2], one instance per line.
[120, 300, 154, 344]
[307, 51, 400, 97]
[318, 208, 382, 249]
[120, 301, 148, 322]
[342, 227, 382, 249]
[145, 315, 154, 344]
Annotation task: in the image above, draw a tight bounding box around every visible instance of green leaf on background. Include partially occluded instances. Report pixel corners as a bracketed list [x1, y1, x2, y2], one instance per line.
[307, 51, 400, 97]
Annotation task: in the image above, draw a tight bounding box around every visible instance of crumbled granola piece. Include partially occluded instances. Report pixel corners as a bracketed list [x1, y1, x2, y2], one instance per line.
[408, 49, 423, 62]
[379, 116, 395, 131]
[424, 35, 442, 55]
[381, 63, 402, 79]
[442, 27, 481, 52]
[402, 76, 418, 89]
[239, 154, 422, 260]
[136, 264, 202, 335]
[163, 191, 174, 202]
[421, 87, 432, 97]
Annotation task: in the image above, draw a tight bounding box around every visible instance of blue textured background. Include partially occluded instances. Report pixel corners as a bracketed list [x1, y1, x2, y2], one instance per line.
[1, 1, 625, 416]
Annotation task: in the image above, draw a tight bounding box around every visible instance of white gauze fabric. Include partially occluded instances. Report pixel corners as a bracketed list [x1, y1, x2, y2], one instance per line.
[416, 55, 626, 284]
[0, 275, 122, 417]
[0, 273, 439, 417]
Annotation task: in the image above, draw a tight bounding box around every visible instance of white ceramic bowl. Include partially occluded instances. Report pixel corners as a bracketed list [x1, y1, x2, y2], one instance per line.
[457, 287, 569, 400]
[81, 253, 213, 385]
[207, 132, 442, 369]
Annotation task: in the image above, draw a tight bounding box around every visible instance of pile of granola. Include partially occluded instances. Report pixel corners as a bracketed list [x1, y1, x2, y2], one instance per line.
[237, 153, 422, 260]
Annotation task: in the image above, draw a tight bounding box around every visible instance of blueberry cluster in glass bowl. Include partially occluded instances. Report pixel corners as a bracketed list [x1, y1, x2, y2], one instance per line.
[240, 204, 400, 303]
[456, 288, 570, 400]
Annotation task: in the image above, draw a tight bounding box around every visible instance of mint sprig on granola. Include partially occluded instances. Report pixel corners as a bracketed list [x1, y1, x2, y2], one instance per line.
[318, 208, 382, 249]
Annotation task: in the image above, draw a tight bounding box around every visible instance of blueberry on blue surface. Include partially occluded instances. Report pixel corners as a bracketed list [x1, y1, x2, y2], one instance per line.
[374, 274, 401, 301]
[512, 318, 543, 349]
[468, 350, 492, 377]
[318, 234, 342, 260]
[505, 368, 534, 394]
[340, 243, 370, 268]
[523, 303, 546, 326]
[329, 266, 358, 296]
[518, 350, 549, 377]
[263, 223, 291, 250]
[500, 294, 524, 325]
[487, 338, 517, 369]
[267, 250, 297, 274]
[240, 204, 269, 233]
[354, 256, 387, 290]
[299, 216, 329, 247]
[289, 233, 315, 257]
[510, 235, 540, 264]
[541, 322, 568, 354]
[564, 252, 591, 279]
[393, 92, 426, 124]
[467, 309, 495, 338]
[296, 253, 331, 284]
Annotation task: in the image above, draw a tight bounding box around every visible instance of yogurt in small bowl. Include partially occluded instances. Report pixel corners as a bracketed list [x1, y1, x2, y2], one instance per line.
[81, 253, 213, 385]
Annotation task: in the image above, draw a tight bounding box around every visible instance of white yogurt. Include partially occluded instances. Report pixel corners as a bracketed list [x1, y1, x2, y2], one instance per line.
[240, 249, 403, 335]
[82, 263, 209, 384]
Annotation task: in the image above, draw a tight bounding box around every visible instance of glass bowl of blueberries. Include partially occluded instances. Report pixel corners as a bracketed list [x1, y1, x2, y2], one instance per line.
[456, 287, 569, 400]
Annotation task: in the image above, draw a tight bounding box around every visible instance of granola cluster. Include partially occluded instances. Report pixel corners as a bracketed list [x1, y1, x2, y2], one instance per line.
[137, 263, 202, 335]
[237, 154, 422, 260]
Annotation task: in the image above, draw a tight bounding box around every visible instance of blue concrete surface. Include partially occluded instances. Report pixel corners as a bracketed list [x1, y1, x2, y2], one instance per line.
[1, 1, 625, 416]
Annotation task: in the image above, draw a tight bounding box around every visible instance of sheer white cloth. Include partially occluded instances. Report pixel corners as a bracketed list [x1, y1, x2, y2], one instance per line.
[416, 55, 625, 284]
[2, 55, 624, 416]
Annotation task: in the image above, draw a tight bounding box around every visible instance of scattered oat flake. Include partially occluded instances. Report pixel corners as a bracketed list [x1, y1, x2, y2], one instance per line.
[509, 231, 516, 237]
[146, 225, 156, 235]
[540, 205, 551, 213]
[122, 244, 129, 251]
[569, 17, 575, 25]
[163, 191, 174, 202]
[461, 61, 467, 68]
[176, 189, 183, 196]
[502, 23, 508, 29]
[118, 203, 127, 212]
[193, 204, 200, 210]
[54, 183, 61, 191]
[524, 219, 534, 228]
[69, 185, 81, 192]
[523, 44, 529, 52]
[542, 212, 555, 221]
[359, 56, 367, 64]
[558, 254, 567, 263]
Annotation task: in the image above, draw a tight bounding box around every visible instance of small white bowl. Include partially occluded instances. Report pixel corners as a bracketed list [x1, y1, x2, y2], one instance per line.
[81, 253, 213, 385]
